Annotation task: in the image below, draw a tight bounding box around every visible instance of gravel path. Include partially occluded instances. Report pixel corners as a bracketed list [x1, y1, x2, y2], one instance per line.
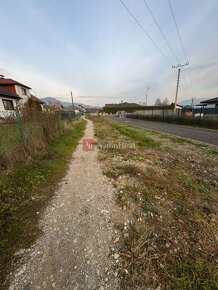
[10, 119, 120, 290]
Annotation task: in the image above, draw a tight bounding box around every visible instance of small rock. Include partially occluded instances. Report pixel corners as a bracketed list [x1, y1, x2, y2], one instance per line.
[100, 210, 109, 214]
[114, 237, 119, 243]
[42, 281, 47, 287]
[160, 263, 164, 269]
[96, 269, 100, 275]
[15, 249, 26, 256]
[114, 253, 119, 260]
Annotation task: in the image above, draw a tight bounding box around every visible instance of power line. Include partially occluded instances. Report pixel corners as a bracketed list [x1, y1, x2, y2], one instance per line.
[167, 0, 195, 97]
[143, 0, 180, 63]
[119, 0, 173, 66]
[167, 0, 188, 62]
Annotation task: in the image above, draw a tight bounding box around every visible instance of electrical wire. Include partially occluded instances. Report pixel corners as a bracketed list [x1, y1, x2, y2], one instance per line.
[167, 0, 188, 62]
[143, 0, 180, 64]
[119, 0, 173, 66]
[167, 0, 195, 96]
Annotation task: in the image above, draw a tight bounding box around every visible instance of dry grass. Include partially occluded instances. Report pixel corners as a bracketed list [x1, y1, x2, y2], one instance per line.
[91, 116, 218, 290]
[0, 103, 64, 170]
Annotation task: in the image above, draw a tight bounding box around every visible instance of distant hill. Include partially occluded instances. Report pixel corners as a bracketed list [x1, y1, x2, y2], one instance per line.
[41, 97, 99, 108]
[178, 98, 208, 107]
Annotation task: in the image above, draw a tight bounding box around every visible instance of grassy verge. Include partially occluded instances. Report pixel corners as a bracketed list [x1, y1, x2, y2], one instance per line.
[90, 116, 218, 290]
[0, 119, 86, 289]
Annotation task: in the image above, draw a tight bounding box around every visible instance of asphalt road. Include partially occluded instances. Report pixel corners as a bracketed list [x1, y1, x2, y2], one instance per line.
[107, 116, 218, 146]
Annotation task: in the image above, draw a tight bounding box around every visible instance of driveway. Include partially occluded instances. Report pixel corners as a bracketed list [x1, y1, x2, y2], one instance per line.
[107, 116, 218, 146]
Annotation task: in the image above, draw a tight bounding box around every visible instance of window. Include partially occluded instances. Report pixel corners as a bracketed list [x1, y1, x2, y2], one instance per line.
[2, 99, 14, 110]
[22, 88, 27, 95]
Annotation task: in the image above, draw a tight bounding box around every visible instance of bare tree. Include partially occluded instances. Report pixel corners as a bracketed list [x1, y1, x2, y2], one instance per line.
[162, 97, 169, 105]
[154, 98, 162, 106]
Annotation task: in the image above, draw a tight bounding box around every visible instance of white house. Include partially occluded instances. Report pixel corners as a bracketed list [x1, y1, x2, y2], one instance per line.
[0, 76, 44, 112]
[0, 76, 31, 104]
[0, 86, 21, 117]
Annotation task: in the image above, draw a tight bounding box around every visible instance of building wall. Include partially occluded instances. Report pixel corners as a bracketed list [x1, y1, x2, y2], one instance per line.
[0, 96, 18, 117]
[206, 104, 216, 108]
[15, 85, 31, 103]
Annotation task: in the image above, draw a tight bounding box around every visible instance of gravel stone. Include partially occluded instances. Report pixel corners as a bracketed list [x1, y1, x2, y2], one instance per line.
[9, 119, 119, 290]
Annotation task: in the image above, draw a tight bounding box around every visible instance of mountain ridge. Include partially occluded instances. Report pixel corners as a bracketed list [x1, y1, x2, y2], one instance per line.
[40, 97, 99, 108]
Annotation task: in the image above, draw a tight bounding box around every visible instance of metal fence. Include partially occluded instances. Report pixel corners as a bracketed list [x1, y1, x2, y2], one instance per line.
[58, 111, 82, 121]
[193, 107, 218, 119]
[0, 109, 81, 169]
[127, 108, 181, 117]
[126, 110, 218, 129]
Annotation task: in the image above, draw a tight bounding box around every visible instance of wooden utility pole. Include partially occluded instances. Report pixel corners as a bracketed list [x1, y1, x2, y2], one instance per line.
[172, 62, 189, 114]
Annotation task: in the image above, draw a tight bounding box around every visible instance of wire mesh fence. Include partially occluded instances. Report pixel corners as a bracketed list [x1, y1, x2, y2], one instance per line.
[0, 108, 80, 170]
[126, 108, 218, 129]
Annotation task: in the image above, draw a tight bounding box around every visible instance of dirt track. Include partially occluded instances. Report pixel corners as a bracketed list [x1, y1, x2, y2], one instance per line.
[10, 119, 120, 290]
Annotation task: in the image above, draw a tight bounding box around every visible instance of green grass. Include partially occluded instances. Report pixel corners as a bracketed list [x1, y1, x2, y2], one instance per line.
[91, 116, 218, 289]
[169, 256, 218, 290]
[0, 124, 20, 155]
[110, 122, 158, 148]
[0, 119, 86, 289]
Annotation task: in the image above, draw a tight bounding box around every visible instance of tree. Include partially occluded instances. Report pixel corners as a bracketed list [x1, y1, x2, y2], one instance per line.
[162, 97, 169, 105]
[154, 98, 162, 106]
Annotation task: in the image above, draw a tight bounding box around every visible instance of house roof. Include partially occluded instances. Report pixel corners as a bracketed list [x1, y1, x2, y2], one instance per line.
[0, 86, 21, 100]
[0, 78, 31, 89]
[200, 97, 218, 104]
[30, 94, 45, 104]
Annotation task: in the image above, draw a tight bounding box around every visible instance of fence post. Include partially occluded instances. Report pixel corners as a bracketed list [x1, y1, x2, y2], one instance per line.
[15, 110, 25, 145]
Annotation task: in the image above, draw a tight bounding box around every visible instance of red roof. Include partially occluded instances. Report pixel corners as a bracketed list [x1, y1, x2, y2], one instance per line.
[0, 86, 21, 99]
[30, 94, 44, 104]
[0, 78, 31, 89]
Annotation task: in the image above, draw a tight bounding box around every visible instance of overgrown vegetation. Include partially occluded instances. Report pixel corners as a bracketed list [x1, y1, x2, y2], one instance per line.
[127, 113, 218, 130]
[0, 100, 69, 170]
[0, 117, 86, 289]
[91, 116, 218, 290]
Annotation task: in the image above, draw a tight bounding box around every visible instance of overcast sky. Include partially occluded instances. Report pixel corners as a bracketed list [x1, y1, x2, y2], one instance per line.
[0, 0, 218, 106]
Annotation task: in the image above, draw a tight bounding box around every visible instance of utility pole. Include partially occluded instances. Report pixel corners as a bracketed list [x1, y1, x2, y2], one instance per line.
[71, 91, 75, 112]
[146, 87, 150, 106]
[172, 62, 189, 114]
